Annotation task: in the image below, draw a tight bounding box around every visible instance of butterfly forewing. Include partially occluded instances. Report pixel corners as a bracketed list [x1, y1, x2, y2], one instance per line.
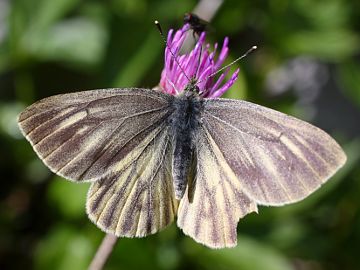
[18, 88, 173, 182]
[201, 98, 347, 205]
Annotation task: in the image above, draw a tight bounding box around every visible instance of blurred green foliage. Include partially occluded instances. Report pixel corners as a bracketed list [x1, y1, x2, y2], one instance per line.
[1, 0, 360, 269]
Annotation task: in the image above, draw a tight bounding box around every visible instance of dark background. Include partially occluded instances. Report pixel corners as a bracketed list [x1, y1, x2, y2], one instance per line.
[1, 0, 360, 269]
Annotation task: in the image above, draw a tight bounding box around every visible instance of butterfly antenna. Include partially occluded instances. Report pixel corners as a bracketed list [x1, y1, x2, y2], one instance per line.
[207, 45, 257, 80]
[155, 20, 191, 82]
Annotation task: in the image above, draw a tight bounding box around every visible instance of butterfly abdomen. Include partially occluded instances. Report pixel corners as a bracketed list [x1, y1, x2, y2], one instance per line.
[169, 95, 203, 200]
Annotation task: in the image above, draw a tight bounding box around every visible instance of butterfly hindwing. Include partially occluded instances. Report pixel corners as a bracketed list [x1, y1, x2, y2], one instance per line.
[86, 124, 178, 237]
[17, 88, 173, 182]
[177, 127, 258, 248]
[201, 98, 347, 205]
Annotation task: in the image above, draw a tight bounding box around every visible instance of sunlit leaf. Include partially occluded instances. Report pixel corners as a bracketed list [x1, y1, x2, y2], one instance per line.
[284, 30, 358, 61]
[30, 0, 82, 31]
[48, 177, 89, 218]
[183, 235, 293, 270]
[25, 17, 108, 66]
[34, 225, 94, 270]
[0, 102, 24, 138]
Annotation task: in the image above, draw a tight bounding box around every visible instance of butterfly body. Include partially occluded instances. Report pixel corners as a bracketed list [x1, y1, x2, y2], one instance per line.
[169, 87, 203, 199]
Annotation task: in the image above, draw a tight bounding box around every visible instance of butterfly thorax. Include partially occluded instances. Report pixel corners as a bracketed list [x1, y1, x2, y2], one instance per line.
[169, 88, 203, 200]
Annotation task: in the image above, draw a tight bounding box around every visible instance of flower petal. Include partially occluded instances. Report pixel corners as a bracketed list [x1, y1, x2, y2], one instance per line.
[159, 25, 238, 98]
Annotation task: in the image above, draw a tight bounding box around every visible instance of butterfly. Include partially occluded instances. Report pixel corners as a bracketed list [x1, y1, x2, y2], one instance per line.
[17, 79, 346, 248]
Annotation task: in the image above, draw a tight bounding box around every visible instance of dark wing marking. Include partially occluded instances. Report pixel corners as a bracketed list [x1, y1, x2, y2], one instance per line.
[87, 124, 178, 237]
[18, 88, 174, 182]
[201, 98, 346, 205]
[177, 128, 258, 248]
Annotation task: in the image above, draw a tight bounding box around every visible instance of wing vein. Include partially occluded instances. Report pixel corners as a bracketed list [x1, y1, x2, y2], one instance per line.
[205, 112, 280, 143]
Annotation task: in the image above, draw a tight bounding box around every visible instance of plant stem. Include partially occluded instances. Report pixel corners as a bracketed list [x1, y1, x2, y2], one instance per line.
[88, 234, 118, 270]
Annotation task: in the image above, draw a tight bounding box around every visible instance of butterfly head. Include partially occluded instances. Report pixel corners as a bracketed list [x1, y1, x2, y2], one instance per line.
[183, 77, 200, 95]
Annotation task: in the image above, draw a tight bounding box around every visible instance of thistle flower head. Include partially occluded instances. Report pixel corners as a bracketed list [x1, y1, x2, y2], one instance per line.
[159, 24, 239, 98]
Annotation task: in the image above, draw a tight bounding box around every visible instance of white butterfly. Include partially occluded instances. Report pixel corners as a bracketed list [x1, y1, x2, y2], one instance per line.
[17, 84, 346, 248]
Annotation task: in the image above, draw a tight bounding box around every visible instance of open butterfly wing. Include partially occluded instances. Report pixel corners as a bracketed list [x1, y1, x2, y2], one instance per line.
[177, 127, 258, 248]
[18, 88, 173, 182]
[201, 98, 346, 206]
[19, 88, 178, 236]
[87, 124, 178, 237]
[177, 98, 346, 248]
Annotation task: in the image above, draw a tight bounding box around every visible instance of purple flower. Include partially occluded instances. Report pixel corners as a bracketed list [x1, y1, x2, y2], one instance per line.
[159, 24, 239, 98]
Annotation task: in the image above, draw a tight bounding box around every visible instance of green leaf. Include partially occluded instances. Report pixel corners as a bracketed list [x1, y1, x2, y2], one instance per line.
[30, 0, 82, 31]
[183, 235, 293, 270]
[48, 176, 89, 219]
[284, 30, 359, 61]
[338, 61, 360, 107]
[7, 0, 82, 63]
[25, 17, 108, 66]
[34, 225, 94, 270]
[0, 102, 24, 139]
[112, 30, 161, 87]
[294, 0, 349, 29]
